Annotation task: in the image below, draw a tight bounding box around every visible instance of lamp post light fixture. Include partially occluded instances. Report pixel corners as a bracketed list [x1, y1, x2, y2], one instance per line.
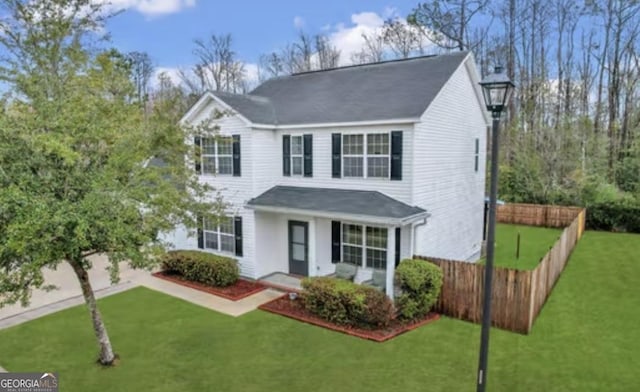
[476, 65, 515, 392]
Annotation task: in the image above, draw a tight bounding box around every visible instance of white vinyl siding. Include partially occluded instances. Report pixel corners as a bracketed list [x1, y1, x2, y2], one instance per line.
[188, 100, 257, 278]
[253, 125, 413, 204]
[412, 57, 487, 261]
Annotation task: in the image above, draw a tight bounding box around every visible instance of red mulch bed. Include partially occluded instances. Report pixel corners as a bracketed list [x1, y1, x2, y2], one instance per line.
[258, 295, 440, 342]
[152, 271, 266, 301]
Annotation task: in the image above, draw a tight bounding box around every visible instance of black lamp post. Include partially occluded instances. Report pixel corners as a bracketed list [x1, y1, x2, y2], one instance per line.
[476, 65, 514, 392]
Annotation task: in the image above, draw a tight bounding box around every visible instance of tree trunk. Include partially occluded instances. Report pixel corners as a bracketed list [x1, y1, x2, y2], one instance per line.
[69, 259, 116, 366]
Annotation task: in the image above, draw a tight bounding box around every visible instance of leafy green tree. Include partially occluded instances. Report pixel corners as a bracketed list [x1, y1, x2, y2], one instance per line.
[0, 0, 223, 365]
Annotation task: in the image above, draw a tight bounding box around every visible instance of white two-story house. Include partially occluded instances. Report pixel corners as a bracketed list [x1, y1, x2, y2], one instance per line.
[167, 51, 490, 297]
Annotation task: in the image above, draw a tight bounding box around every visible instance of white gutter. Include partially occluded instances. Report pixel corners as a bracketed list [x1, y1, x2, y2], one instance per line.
[250, 117, 421, 130]
[246, 204, 429, 226]
[411, 218, 428, 257]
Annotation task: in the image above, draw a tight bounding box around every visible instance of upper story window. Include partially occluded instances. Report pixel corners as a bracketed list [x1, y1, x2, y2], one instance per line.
[202, 137, 233, 175]
[283, 134, 312, 177]
[195, 135, 241, 177]
[332, 131, 401, 180]
[291, 135, 304, 176]
[343, 133, 389, 178]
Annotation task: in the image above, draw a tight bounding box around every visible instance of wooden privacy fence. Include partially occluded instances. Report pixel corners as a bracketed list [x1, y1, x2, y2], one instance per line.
[415, 205, 586, 334]
[496, 203, 584, 228]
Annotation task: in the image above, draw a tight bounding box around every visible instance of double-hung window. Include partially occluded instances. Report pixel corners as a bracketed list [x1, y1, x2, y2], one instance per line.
[343, 135, 364, 177]
[342, 133, 389, 178]
[290, 135, 304, 176]
[367, 133, 390, 178]
[342, 223, 388, 269]
[201, 137, 233, 175]
[203, 217, 235, 253]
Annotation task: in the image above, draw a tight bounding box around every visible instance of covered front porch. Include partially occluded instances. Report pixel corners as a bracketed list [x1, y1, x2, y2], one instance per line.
[247, 186, 428, 298]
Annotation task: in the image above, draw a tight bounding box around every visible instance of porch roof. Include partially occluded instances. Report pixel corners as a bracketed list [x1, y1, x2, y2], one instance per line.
[246, 186, 428, 225]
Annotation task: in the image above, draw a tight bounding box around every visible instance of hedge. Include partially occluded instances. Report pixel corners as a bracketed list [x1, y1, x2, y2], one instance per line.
[301, 277, 394, 328]
[586, 201, 640, 233]
[394, 259, 443, 320]
[162, 250, 239, 287]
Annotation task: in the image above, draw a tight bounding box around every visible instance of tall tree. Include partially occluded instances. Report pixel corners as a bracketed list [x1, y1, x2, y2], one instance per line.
[126, 51, 154, 105]
[382, 19, 424, 58]
[0, 0, 223, 365]
[409, 0, 490, 51]
[182, 33, 247, 94]
[315, 34, 341, 70]
[258, 32, 341, 79]
[351, 31, 387, 64]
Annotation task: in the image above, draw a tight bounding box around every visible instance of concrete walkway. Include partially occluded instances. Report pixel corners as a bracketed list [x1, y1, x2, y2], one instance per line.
[138, 276, 282, 317]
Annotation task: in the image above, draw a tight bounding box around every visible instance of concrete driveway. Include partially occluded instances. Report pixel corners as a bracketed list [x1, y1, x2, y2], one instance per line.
[0, 255, 150, 322]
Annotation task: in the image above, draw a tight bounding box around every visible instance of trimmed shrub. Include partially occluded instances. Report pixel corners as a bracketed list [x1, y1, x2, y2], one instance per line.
[586, 200, 640, 233]
[301, 277, 394, 328]
[162, 250, 239, 287]
[394, 259, 443, 320]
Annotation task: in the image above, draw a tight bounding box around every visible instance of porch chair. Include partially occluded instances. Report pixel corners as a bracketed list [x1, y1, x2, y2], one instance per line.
[362, 269, 386, 292]
[334, 262, 357, 281]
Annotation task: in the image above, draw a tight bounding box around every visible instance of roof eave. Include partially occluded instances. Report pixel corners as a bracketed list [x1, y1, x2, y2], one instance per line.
[179, 91, 254, 127]
[245, 204, 428, 226]
[250, 117, 421, 130]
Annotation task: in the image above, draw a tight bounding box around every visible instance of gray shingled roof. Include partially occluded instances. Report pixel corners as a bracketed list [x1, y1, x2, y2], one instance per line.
[211, 91, 277, 124]
[247, 186, 427, 221]
[211, 51, 469, 126]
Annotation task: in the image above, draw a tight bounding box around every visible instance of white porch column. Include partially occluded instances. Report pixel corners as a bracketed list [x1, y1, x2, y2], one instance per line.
[308, 217, 317, 277]
[385, 226, 396, 298]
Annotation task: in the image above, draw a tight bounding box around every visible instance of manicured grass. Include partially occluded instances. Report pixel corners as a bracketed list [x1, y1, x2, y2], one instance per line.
[0, 231, 638, 391]
[487, 223, 563, 269]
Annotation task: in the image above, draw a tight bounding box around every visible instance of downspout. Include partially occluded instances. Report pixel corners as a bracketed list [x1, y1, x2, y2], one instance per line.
[411, 218, 428, 258]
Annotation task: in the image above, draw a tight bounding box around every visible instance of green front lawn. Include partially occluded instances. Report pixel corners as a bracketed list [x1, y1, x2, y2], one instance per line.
[488, 223, 563, 269]
[0, 231, 638, 391]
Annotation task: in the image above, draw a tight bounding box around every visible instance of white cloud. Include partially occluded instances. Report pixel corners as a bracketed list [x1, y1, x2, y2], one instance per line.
[244, 63, 260, 84]
[293, 16, 305, 29]
[95, 0, 196, 16]
[153, 66, 183, 87]
[326, 11, 385, 65]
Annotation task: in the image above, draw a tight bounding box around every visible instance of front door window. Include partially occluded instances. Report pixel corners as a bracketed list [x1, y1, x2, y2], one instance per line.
[288, 221, 308, 276]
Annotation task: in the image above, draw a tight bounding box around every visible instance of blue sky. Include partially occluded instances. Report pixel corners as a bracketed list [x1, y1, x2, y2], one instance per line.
[103, 0, 418, 83]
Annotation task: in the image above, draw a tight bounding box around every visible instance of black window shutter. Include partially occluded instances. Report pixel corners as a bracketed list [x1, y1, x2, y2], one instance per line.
[303, 134, 313, 177]
[232, 135, 241, 177]
[395, 227, 401, 267]
[234, 216, 243, 257]
[331, 221, 341, 263]
[194, 136, 202, 175]
[331, 133, 341, 178]
[283, 135, 291, 176]
[197, 214, 204, 249]
[390, 131, 403, 180]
